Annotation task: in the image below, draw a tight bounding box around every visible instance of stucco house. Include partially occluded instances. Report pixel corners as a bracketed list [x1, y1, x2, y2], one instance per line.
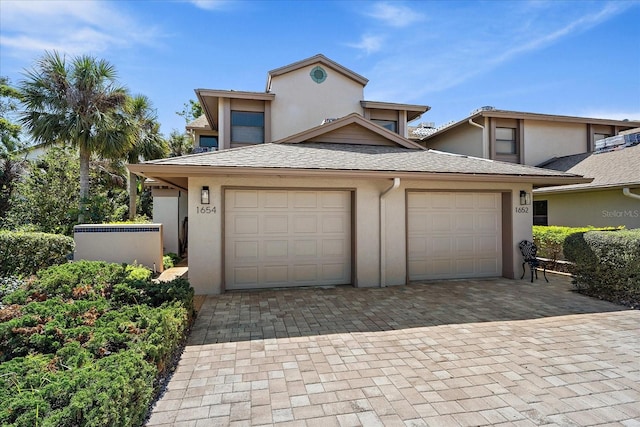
[409, 108, 640, 228]
[533, 130, 640, 228]
[129, 55, 588, 295]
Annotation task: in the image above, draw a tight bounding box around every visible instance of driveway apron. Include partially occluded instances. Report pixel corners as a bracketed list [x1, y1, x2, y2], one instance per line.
[147, 276, 640, 426]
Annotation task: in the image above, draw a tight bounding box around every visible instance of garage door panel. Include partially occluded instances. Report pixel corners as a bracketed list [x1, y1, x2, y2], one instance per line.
[408, 192, 501, 281]
[264, 265, 289, 283]
[263, 191, 288, 208]
[264, 240, 288, 258]
[293, 240, 317, 257]
[293, 216, 317, 233]
[455, 193, 475, 209]
[293, 192, 318, 208]
[322, 216, 346, 233]
[234, 241, 259, 259]
[226, 190, 350, 289]
[232, 190, 259, 208]
[233, 216, 259, 234]
[264, 215, 288, 233]
[322, 239, 345, 257]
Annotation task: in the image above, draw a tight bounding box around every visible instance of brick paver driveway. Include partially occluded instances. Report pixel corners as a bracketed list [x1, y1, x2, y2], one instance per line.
[147, 276, 640, 426]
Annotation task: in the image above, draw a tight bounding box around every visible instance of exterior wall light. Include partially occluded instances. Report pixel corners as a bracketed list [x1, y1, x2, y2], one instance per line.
[519, 190, 531, 206]
[201, 186, 210, 204]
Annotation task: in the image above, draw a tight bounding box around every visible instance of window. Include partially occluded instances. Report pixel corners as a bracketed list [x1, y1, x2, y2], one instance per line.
[371, 119, 398, 133]
[533, 200, 548, 226]
[199, 136, 218, 149]
[231, 111, 264, 143]
[496, 127, 517, 154]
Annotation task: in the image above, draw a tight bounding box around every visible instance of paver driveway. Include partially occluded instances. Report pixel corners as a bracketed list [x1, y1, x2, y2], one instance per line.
[147, 276, 640, 426]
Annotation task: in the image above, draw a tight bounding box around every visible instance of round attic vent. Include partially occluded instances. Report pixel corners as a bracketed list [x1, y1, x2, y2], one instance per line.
[310, 66, 327, 84]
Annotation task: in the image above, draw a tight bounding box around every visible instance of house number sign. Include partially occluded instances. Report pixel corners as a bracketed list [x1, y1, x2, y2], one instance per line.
[196, 206, 216, 214]
[515, 207, 529, 214]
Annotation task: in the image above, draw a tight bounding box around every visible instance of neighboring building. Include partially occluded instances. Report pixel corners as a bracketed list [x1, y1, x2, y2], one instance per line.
[409, 107, 640, 167]
[129, 55, 587, 295]
[534, 130, 640, 229]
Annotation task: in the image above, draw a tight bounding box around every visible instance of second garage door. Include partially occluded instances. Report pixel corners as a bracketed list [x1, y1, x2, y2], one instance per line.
[225, 189, 351, 290]
[408, 192, 502, 280]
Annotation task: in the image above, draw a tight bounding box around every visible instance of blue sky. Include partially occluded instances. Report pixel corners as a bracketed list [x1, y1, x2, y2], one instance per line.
[1, 0, 639, 137]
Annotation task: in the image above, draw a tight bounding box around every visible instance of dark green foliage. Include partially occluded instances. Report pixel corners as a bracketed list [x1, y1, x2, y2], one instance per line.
[0, 231, 74, 276]
[564, 229, 640, 308]
[0, 260, 194, 426]
[532, 225, 622, 261]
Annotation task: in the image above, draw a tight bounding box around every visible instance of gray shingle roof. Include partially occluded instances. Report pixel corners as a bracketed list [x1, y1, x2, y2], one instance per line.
[536, 144, 640, 192]
[185, 115, 210, 129]
[144, 142, 579, 178]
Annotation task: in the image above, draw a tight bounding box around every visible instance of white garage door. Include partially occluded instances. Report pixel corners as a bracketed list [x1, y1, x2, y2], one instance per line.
[225, 189, 351, 290]
[408, 192, 501, 280]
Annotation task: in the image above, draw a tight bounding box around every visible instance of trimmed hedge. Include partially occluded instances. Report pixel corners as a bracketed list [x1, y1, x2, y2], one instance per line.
[0, 261, 194, 426]
[533, 225, 622, 261]
[564, 229, 640, 308]
[0, 231, 75, 277]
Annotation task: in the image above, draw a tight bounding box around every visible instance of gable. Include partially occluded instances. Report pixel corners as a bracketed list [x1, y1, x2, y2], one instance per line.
[276, 113, 425, 150]
[308, 123, 397, 147]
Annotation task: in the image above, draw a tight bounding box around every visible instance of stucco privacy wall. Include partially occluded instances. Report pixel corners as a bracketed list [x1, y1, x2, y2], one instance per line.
[536, 189, 640, 229]
[269, 64, 364, 141]
[524, 121, 586, 166]
[187, 176, 532, 295]
[74, 224, 164, 273]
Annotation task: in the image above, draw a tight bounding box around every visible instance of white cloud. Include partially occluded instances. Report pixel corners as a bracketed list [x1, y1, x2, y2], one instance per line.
[188, 0, 232, 11]
[363, 1, 636, 102]
[346, 35, 385, 55]
[0, 0, 162, 58]
[366, 2, 425, 28]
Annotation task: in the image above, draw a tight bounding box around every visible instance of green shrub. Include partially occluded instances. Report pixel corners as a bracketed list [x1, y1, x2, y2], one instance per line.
[533, 225, 623, 261]
[0, 231, 74, 277]
[564, 229, 640, 307]
[162, 252, 180, 269]
[0, 260, 194, 426]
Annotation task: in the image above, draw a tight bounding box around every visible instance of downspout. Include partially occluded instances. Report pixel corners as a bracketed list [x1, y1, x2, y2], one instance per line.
[380, 178, 401, 287]
[468, 118, 486, 158]
[623, 187, 640, 201]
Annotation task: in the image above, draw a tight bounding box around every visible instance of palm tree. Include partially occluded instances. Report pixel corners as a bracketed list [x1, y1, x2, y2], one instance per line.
[19, 51, 132, 222]
[124, 94, 168, 219]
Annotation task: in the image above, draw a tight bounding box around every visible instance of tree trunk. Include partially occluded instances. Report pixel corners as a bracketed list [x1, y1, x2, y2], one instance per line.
[78, 146, 91, 223]
[129, 170, 137, 220]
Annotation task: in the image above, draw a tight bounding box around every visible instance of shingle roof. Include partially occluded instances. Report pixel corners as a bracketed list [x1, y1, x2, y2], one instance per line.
[185, 115, 210, 130]
[143, 142, 581, 178]
[536, 144, 640, 193]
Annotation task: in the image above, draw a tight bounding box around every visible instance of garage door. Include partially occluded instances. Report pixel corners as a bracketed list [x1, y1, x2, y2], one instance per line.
[225, 189, 351, 290]
[408, 192, 501, 280]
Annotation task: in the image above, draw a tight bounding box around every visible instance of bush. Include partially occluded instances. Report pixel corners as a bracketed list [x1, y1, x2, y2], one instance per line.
[0, 260, 194, 426]
[564, 229, 640, 308]
[0, 231, 74, 277]
[533, 225, 622, 261]
[162, 252, 180, 269]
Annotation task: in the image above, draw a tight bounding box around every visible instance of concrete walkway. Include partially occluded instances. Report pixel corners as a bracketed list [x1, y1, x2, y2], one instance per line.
[147, 276, 640, 426]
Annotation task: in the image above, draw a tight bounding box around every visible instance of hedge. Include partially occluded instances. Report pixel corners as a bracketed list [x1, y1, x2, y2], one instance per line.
[532, 225, 622, 261]
[0, 261, 194, 426]
[0, 231, 75, 277]
[564, 229, 640, 308]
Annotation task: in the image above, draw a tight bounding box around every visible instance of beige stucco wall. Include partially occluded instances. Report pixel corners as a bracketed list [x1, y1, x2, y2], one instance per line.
[74, 224, 164, 273]
[424, 125, 484, 158]
[186, 175, 533, 295]
[523, 121, 587, 166]
[269, 65, 364, 140]
[535, 188, 640, 229]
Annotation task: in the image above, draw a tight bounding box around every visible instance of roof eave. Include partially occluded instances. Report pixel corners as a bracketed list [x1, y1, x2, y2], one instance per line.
[127, 163, 589, 186]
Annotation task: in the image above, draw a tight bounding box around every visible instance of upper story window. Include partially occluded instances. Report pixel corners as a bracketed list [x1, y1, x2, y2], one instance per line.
[495, 127, 517, 154]
[199, 136, 218, 149]
[371, 119, 398, 133]
[231, 111, 264, 143]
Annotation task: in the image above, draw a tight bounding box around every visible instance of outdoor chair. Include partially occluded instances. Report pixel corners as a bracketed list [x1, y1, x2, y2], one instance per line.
[518, 240, 548, 283]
